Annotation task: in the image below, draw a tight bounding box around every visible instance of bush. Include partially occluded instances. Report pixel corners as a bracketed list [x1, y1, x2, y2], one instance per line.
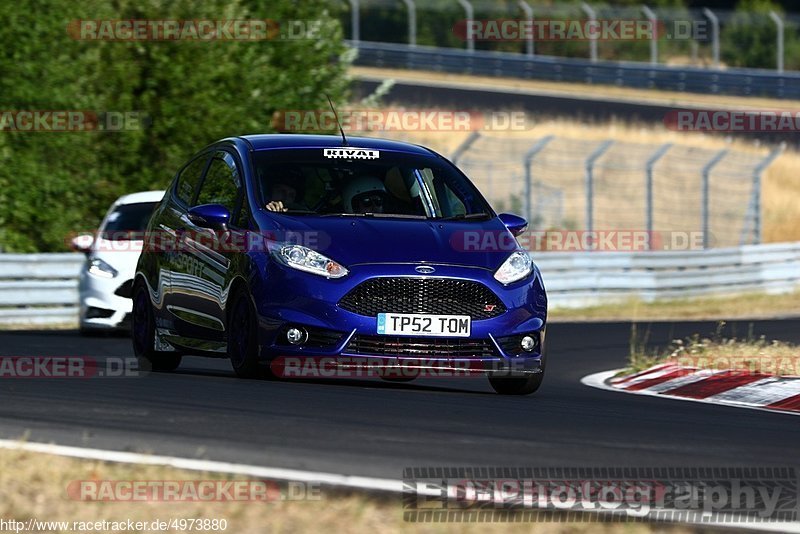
[721, 0, 800, 70]
[0, 0, 350, 252]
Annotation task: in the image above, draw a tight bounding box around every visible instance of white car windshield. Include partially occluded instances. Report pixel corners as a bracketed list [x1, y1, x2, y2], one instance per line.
[98, 202, 158, 240]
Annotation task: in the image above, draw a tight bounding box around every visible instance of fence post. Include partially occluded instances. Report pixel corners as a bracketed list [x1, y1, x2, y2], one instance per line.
[402, 0, 417, 47]
[750, 147, 783, 244]
[518, 0, 534, 56]
[580, 3, 598, 63]
[348, 0, 360, 45]
[585, 140, 613, 237]
[523, 135, 555, 224]
[642, 5, 658, 65]
[701, 149, 728, 249]
[457, 0, 475, 53]
[450, 131, 481, 166]
[702, 8, 720, 69]
[769, 11, 784, 73]
[644, 143, 671, 249]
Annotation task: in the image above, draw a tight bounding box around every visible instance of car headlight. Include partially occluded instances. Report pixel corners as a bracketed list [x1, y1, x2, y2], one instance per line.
[87, 257, 118, 278]
[276, 245, 348, 279]
[494, 251, 533, 285]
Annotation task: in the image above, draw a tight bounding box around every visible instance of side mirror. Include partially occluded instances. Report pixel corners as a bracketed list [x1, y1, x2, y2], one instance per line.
[188, 203, 230, 230]
[70, 234, 94, 254]
[498, 213, 528, 237]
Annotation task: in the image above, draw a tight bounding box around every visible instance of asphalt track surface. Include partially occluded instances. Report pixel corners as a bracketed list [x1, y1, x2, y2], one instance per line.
[0, 319, 798, 480]
[353, 79, 800, 147]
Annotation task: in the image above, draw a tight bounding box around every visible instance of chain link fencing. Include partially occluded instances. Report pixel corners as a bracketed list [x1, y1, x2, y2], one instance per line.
[449, 133, 780, 248]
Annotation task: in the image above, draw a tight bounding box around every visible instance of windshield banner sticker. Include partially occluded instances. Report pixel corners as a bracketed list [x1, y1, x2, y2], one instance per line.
[323, 148, 380, 159]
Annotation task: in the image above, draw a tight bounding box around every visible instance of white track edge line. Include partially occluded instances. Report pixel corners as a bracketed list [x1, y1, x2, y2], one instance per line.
[0, 437, 797, 531]
[0, 438, 410, 494]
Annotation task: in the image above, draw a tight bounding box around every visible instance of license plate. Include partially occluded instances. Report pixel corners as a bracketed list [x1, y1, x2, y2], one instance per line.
[376, 313, 471, 337]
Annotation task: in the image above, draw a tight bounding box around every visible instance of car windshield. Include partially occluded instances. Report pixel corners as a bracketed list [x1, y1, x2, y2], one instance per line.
[254, 148, 493, 219]
[98, 202, 158, 240]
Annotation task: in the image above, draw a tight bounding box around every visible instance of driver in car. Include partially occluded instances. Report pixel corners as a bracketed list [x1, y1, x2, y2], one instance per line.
[343, 176, 388, 214]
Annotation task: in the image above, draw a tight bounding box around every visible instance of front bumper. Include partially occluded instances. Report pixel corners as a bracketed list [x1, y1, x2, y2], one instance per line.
[78, 271, 134, 331]
[251, 262, 547, 373]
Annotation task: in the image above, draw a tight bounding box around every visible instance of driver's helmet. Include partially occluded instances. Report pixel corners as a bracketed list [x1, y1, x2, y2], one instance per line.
[343, 176, 387, 212]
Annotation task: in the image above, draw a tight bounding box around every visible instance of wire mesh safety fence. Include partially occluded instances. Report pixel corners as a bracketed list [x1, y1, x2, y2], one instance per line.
[450, 133, 780, 249]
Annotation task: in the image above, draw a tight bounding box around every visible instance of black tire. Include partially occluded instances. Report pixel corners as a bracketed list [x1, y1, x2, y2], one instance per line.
[131, 281, 182, 372]
[79, 326, 106, 337]
[488, 355, 546, 395]
[227, 288, 263, 379]
[488, 372, 544, 395]
[379, 373, 417, 383]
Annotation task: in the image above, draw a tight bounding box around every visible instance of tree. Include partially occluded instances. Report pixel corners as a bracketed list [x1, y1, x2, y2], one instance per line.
[722, 0, 800, 70]
[0, 0, 350, 251]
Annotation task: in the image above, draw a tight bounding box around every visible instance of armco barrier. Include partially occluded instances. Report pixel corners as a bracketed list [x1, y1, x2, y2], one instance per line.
[533, 241, 800, 308]
[351, 41, 800, 99]
[0, 253, 85, 326]
[1, 243, 799, 325]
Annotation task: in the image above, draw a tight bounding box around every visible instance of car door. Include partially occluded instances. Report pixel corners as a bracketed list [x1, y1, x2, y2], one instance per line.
[153, 152, 211, 337]
[170, 149, 243, 344]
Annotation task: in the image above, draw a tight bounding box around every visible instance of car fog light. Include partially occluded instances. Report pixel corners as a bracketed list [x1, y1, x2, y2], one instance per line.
[286, 327, 308, 345]
[521, 335, 536, 352]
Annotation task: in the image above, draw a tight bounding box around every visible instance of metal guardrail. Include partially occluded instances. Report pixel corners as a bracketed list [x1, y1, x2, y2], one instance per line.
[1, 245, 799, 324]
[0, 254, 84, 326]
[533, 241, 800, 308]
[351, 41, 800, 99]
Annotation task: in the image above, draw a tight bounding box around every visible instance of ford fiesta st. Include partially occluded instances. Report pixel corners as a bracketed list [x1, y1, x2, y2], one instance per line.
[132, 135, 547, 394]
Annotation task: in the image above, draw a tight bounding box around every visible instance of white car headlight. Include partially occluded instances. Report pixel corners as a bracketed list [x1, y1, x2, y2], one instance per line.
[494, 251, 533, 285]
[87, 257, 118, 278]
[276, 245, 348, 279]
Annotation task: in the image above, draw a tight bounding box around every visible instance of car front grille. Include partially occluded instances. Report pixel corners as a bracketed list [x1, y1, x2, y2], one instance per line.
[338, 277, 505, 319]
[345, 334, 499, 359]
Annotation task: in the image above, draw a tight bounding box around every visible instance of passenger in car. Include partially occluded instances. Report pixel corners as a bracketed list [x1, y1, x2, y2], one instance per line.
[265, 172, 306, 212]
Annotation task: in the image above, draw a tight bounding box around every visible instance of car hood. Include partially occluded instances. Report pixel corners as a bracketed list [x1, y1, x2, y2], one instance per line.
[256, 214, 518, 271]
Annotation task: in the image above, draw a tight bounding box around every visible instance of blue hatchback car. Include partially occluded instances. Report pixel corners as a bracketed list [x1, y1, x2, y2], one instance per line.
[132, 134, 547, 394]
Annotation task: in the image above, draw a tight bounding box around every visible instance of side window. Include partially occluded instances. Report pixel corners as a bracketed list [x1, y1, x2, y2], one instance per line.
[195, 151, 240, 212]
[175, 155, 209, 205]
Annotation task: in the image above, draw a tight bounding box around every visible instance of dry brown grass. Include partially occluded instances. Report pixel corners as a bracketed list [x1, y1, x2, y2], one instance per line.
[549, 290, 800, 321]
[0, 447, 687, 534]
[356, 118, 800, 245]
[626, 323, 800, 376]
[352, 65, 800, 244]
[352, 66, 800, 110]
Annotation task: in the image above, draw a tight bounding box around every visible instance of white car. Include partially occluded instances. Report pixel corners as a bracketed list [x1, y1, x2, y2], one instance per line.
[72, 190, 165, 334]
